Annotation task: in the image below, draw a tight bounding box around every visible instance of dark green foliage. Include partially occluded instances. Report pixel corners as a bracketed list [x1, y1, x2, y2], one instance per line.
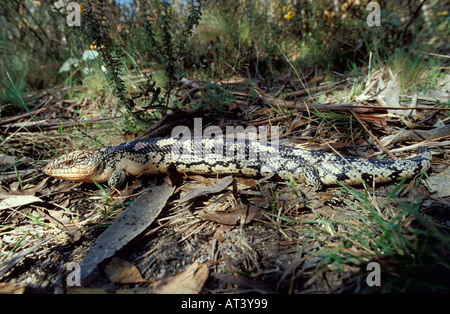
[51, 0, 203, 123]
[142, 0, 202, 104]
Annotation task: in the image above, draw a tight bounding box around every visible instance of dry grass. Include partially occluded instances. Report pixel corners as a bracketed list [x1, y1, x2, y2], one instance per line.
[0, 60, 449, 294]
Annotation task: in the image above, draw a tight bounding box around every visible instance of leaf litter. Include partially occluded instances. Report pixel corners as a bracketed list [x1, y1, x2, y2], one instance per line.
[0, 71, 449, 294]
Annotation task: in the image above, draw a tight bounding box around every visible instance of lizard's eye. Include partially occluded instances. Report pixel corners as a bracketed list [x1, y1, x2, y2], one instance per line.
[63, 160, 74, 166]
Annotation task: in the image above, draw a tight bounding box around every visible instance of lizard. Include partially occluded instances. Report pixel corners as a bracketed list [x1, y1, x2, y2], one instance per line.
[43, 137, 432, 191]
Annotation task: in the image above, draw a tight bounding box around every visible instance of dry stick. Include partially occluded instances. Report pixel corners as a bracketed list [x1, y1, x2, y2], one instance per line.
[284, 79, 349, 98]
[241, 115, 290, 127]
[0, 107, 50, 126]
[281, 99, 445, 112]
[415, 51, 450, 59]
[244, 83, 446, 113]
[0, 169, 37, 181]
[371, 140, 450, 156]
[350, 109, 397, 160]
[0, 118, 109, 132]
[253, 90, 445, 113]
[198, 258, 227, 269]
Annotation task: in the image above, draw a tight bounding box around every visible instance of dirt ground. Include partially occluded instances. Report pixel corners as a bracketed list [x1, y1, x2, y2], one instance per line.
[1, 77, 449, 294]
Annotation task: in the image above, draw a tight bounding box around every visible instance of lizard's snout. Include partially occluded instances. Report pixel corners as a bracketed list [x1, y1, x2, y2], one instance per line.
[43, 150, 100, 182]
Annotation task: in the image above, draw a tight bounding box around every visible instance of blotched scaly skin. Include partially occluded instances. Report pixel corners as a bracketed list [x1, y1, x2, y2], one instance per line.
[43, 137, 432, 190]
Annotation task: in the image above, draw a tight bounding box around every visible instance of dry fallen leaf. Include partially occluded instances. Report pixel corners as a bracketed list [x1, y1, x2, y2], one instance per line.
[104, 257, 152, 284]
[165, 163, 184, 186]
[0, 155, 16, 166]
[0, 194, 42, 210]
[188, 175, 210, 184]
[114, 179, 143, 202]
[212, 224, 234, 241]
[235, 177, 257, 188]
[425, 166, 450, 197]
[80, 183, 175, 279]
[198, 204, 262, 225]
[179, 176, 234, 204]
[149, 262, 209, 294]
[0, 282, 25, 294]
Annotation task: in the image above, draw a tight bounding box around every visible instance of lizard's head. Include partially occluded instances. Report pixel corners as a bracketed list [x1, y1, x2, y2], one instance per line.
[44, 149, 105, 183]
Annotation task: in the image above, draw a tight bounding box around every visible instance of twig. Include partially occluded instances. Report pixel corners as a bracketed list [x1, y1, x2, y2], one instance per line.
[350, 109, 397, 160]
[0, 107, 50, 126]
[252, 87, 445, 112]
[370, 140, 450, 156]
[0, 118, 109, 132]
